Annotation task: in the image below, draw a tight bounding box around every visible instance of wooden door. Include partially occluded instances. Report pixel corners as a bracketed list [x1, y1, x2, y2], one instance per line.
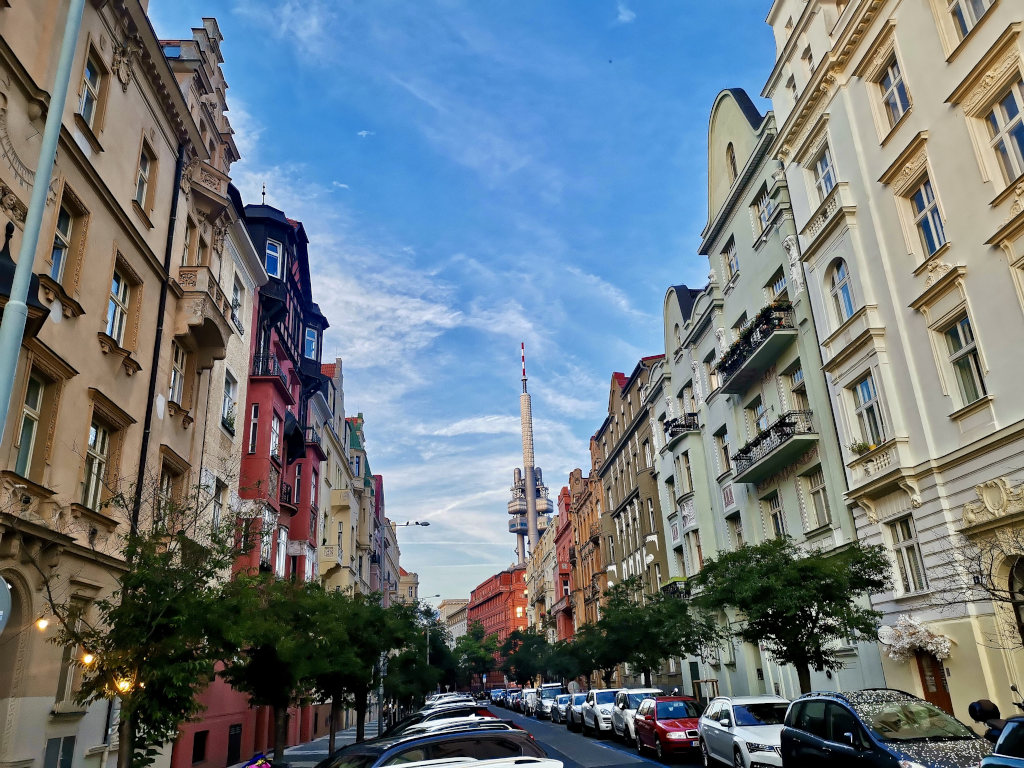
[915, 651, 953, 714]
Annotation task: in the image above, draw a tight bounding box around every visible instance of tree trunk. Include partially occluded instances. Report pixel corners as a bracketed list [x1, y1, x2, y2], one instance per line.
[273, 706, 289, 763]
[354, 689, 367, 743]
[643, 669, 651, 687]
[116, 708, 134, 768]
[796, 664, 812, 694]
[329, 698, 340, 754]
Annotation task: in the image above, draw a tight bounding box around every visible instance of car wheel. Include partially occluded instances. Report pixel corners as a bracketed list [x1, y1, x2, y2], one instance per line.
[732, 748, 745, 768]
[655, 739, 664, 762]
[700, 740, 712, 767]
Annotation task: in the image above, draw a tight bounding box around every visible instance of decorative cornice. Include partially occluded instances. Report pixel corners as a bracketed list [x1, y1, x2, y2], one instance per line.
[947, 23, 1022, 115]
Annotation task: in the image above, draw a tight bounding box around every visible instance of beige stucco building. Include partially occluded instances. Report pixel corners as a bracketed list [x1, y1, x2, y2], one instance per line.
[0, 5, 244, 768]
[765, 0, 1024, 719]
[525, 515, 559, 642]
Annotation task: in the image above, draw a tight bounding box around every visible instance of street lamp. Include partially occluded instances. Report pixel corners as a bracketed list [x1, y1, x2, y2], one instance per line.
[393, 521, 431, 527]
[422, 594, 442, 664]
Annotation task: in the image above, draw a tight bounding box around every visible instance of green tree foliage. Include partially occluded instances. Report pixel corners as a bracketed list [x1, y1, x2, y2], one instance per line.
[543, 639, 581, 683]
[690, 537, 891, 693]
[452, 621, 499, 689]
[36, 485, 243, 768]
[499, 628, 551, 685]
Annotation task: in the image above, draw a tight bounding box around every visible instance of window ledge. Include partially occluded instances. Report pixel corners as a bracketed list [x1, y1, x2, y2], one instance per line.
[912, 242, 954, 277]
[802, 521, 835, 539]
[949, 393, 994, 422]
[167, 400, 194, 429]
[879, 107, 913, 148]
[131, 199, 154, 230]
[944, 0, 1001, 64]
[37, 274, 86, 318]
[97, 332, 142, 376]
[890, 587, 934, 602]
[72, 113, 104, 154]
[68, 502, 119, 532]
[221, 417, 236, 436]
[50, 701, 88, 719]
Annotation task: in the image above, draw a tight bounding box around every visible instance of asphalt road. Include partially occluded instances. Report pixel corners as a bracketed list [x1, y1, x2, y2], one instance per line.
[497, 708, 703, 768]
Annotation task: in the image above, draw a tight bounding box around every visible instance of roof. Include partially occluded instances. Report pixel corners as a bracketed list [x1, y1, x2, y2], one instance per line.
[612, 372, 628, 390]
[670, 285, 703, 322]
[399, 566, 410, 576]
[794, 688, 919, 706]
[321, 363, 337, 378]
[724, 87, 766, 131]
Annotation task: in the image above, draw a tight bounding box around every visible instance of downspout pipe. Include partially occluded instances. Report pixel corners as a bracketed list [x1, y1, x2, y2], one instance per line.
[131, 142, 186, 534]
[0, 0, 86, 434]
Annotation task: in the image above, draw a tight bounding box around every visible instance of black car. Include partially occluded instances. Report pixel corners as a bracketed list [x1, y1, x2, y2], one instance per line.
[984, 715, 1024, 767]
[781, 689, 990, 768]
[382, 703, 498, 738]
[314, 727, 546, 768]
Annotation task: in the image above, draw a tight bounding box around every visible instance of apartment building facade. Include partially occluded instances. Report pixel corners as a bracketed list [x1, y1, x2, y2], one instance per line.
[763, 0, 1024, 720]
[525, 515, 558, 641]
[551, 487, 575, 642]
[467, 565, 528, 684]
[566, 459, 605, 629]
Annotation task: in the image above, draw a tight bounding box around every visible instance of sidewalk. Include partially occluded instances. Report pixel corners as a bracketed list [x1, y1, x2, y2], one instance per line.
[229, 722, 378, 768]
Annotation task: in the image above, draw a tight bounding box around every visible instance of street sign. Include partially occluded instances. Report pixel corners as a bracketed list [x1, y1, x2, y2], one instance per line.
[0, 578, 11, 635]
[482, 674, 487, 685]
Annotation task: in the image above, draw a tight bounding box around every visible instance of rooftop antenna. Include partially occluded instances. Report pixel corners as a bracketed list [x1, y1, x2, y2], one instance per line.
[261, 183, 266, 205]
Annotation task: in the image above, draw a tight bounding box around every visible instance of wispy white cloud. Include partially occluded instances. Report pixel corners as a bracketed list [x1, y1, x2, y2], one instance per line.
[566, 266, 652, 320]
[616, 2, 637, 24]
[356, 130, 375, 138]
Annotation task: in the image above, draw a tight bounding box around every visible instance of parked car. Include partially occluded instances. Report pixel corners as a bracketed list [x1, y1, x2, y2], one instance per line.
[565, 693, 587, 731]
[551, 695, 572, 724]
[611, 687, 663, 743]
[634, 696, 703, 762]
[382, 703, 498, 738]
[582, 689, 618, 736]
[313, 726, 548, 768]
[507, 691, 523, 711]
[780, 689, 990, 768]
[397, 720, 520, 738]
[699, 694, 789, 768]
[536, 685, 564, 719]
[983, 715, 1024, 766]
[522, 689, 537, 717]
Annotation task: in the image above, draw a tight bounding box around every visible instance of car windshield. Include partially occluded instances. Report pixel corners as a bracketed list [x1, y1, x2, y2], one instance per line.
[734, 703, 789, 726]
[596, 691, 616, 704]
[541, 689, 558, 699]
[853, 699, 976, 742]
[556, 695, 571, 704]
[381, 715, 422, 737]
[997, 721, 1024, 757]
[657, 701, 701, 719]
[627, 693, 652, 708]
[573, 694, 586, 704]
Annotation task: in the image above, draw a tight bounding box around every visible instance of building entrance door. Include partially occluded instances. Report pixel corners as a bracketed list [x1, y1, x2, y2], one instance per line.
[915, 651, 953, 714]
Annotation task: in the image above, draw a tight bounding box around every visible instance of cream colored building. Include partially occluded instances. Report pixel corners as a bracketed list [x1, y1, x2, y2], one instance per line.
[381, 518, 400, 605]
[0, 6, 243, 768]
[438, 599, 470, 648]
[398, 566, 419, 604]
[765, 0, 1024, 719]
[525, 515, 559, 642]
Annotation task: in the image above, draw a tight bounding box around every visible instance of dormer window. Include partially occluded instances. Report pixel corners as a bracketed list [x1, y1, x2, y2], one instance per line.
[304, 327, 319, 360]
[266, 239, 282, 278]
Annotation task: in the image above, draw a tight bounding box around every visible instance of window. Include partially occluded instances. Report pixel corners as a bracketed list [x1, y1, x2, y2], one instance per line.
[135, 145, 152, 208]
[726, 143, 738, 183]
[295, 463, 303, 503]
[265, 239, 282, 278]
[786, 75, 798, 102]
[948, 0, 993, 41]
[767, 269, 788, 300]
[676, 451, 693, 493]
[910, 178, 946, 256]
[14, 376, 43, 478]
[749, 397, 769, 434]
[212, 481, 226, 530]
[829, 259, 855, 323]
[168, 341, 186, 405]
[723, 238, 739, 280]
[715, 428, 731, 474]
[82, 420, 110, 510]
[890, 515, 927, 593]
[987, 79, 1024, 185]
[515, 605, 524, 618]
[248, 403, 259, 454]
[642, 440, 652, 468]
[222, 371, 237, 429]
[727, 516, 744, 549]
[1010, 557, 1024, 646]
[801, 45, 814, 75]
[157, 465, 181, 518]
[806, 468, 831, 528]
[812, 145, 837, 202]
[275, 526, 288, 577]
[304, 327, 318, 359]
[766, 493, 786, 538]
[878, 57, 911, 128]
[754, 187, 774, 233]
[270, 412, 282, 460]
[192, 730, 208, 764]
[55, 613, 81, 703]
[852, 373, 886, 445]
[51, 205, 73, 282]
[43, 736, 76, 768]
[232, 277, 244, 328]
[182, 218, 196, 266]
[944, 314, 985, 405]
[106, 269, 131, 347]
[704, 352, 719, 393]
[682, 384, 695, 413]
[79, 55, 102, 129]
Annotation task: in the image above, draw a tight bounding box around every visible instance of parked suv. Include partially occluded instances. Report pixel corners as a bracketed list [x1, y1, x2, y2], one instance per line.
[582, 689, 618, 736]
[780, 689, 990, 768]
[611, 688, 662, 743]
[535, 684, 564, 719]
[699, 695, 788, 768]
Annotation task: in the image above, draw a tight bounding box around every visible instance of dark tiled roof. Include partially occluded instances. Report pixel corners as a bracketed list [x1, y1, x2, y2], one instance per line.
[724, 87, 766, 130]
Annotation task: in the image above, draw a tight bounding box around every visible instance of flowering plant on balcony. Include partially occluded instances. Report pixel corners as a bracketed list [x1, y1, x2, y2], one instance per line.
[716, 300, 794, 379]
[886, 614, 952, 663]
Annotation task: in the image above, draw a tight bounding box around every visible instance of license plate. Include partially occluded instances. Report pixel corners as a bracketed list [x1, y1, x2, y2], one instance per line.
[690, 741, 698, 747]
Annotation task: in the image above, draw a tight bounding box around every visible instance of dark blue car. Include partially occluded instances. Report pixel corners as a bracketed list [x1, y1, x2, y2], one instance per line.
[781, 689, 991, 767]
[983, 716, 1024, 767]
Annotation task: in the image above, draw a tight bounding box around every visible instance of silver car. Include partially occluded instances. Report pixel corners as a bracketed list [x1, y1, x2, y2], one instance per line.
[699, 695, 789, 768]
[551, 694, 571, 724]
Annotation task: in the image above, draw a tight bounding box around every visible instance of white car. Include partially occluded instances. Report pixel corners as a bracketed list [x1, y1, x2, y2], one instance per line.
[535, 684, 563, 719]
[581, 688, 618, 736]
[611, 687, 662, 743]
[522, 688, 537, 716]
[698, 695, 790, 768]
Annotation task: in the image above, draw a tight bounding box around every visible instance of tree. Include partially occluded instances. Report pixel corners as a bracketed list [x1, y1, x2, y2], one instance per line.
[32, 480, 245, 768]
[499, 628, 550, 685]
[571, 622, 618, 687]
[691, 537, 891, 693]
[308, 589, 361, 754]
[543, 639, 581, 683]
[215, 575, 325, 762]
[452, 621, 499, 689]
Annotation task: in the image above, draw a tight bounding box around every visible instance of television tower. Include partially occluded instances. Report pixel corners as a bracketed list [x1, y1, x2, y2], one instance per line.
[508, 343, 551, 563]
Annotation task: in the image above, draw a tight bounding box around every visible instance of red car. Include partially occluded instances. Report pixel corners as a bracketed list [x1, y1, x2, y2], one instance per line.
[634, 696, 703, 761]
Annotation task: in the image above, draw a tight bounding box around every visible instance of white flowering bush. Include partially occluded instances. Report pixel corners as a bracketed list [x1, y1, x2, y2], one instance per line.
[886, 614, 952, 663]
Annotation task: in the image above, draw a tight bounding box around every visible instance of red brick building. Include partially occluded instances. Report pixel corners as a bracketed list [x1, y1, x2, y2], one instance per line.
[551, 487, 575, 641]
[467, 565, 528, 685]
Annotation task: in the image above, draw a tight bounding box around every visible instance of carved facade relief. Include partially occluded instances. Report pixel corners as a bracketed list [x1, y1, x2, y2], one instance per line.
[962, 477, 1024, 527]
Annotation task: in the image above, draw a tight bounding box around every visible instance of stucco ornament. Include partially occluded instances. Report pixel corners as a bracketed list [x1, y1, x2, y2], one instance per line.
[783, 235, 804, 294]
[923, 260, 953, 288]
[715, 327, 729, 354]
[963, 477, 1024, 526]
[886, 615, 952, 663]
[112, 37, 142, 93]
[690, 360, 703, 403]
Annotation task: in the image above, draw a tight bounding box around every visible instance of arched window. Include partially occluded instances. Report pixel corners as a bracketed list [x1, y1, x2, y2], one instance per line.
[1011, 557, 1024, 646]
[726, 143, 738, 184]
[673, 324, 681, 349]
[829, 259, 855, 323]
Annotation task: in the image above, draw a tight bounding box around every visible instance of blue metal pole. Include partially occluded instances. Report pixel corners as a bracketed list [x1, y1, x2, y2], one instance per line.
[0, 0, 87, 434]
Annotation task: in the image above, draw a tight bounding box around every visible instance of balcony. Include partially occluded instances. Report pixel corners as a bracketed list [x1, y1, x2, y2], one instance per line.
[664, 413, 700, 448]
[716, 302, 797, 394]
[588, 521, 602, 543]
[252, 354, 292, 401]
[568, 545, 576, 563]
[279, 480, 296, 512]
[174, 265, 233, 369]
[732, 410, 818, 484]
[304, 425, 327, 461]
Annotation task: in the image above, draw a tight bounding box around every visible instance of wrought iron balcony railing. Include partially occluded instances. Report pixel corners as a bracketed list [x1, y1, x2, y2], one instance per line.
[252, 354, 288, 390]
[731, 410, 817, 483]
[664, 413, 700, 439]
[716, 302, 796, 394]
[588, 521, 602, 542]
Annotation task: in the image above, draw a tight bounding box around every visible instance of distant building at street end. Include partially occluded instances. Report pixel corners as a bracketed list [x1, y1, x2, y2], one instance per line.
[398, 566, 419, 604]
[438, 599, 470, 647]
[551, 487, 575, 642]
[467, 565, 529, 685]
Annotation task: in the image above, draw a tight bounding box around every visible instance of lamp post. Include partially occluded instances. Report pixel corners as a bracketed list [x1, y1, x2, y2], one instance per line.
[392, 521, 431, 527]
[422, 593, 441, 664]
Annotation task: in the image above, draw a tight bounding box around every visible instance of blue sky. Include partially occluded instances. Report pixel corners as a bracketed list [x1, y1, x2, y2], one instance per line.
[149, 0, 776, 599]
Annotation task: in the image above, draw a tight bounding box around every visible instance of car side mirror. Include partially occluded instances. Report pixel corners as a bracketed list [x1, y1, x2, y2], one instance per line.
[645, 715, 654, 721]
[840, 732, 857, 747]
[719, 717, 731, 728]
